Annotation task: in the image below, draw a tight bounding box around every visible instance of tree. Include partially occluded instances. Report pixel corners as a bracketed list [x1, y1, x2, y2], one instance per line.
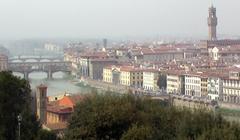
[0, 71, 56, 140]
[65, 93, 240, 140]
[65, 94, 142, 140]
[35, 129, 57, 140]
[120, 124, 154, 140]
[65, 94, 173, 140]
[0, 71, 39, 139]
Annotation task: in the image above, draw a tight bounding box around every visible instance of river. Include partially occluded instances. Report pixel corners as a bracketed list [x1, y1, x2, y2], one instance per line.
[13, 72, 90, 96]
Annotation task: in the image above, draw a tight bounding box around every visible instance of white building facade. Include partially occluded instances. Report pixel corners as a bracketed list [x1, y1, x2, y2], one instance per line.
[184, 74, 202, 97]
[143, 70, 160, 91]
[207, 77, 223, 100]
[223, 78, 240, 104]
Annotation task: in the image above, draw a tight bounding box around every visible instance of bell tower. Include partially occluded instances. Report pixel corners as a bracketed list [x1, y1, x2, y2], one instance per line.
[36, 84, 47, 124]
[208, 5, 218, 40]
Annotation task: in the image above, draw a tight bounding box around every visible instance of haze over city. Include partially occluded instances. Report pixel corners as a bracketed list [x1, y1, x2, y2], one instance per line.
[0, 0, 239, 39]
[2, 0, 240, 139]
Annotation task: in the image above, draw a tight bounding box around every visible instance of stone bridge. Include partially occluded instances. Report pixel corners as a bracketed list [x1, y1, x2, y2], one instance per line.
[8, 61, 72, 79]
[9, 56, 63, 62]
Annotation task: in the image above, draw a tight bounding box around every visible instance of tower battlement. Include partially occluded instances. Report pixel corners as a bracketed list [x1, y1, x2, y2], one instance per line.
[208, 5, 218, 40]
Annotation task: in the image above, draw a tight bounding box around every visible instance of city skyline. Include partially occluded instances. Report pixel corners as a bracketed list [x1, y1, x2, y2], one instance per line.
[0, 0, 239, 39]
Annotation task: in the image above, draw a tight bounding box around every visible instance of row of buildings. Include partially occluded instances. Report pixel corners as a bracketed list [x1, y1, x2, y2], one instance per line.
[102, 63, 240, 104]
[61, 4, 240, 105]
[63, 40, 240, 105]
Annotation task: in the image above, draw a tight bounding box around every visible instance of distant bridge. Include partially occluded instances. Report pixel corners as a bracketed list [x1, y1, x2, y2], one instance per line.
[8, 61, 72, 79]
[9, 56, 63, 62]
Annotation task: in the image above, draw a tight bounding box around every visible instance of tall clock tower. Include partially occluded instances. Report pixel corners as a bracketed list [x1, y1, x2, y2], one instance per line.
[208, 5, 218, 40]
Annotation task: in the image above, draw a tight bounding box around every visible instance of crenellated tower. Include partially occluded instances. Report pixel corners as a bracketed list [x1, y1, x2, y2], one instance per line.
[208, 5, 218, 40]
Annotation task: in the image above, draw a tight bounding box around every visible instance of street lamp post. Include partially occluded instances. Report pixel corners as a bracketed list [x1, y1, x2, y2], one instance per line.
[17, 114, 22, 140]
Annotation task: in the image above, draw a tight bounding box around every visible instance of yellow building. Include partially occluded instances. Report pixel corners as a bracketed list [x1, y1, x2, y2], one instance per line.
[166, 71, 183, 94]
[120, 69, 131, 86]
[103, 65, 143, 88]
[103, 67, 113, 83]
[103, 66, 121, 84]
[131, 71, 143, 88]
[201, 76, 208, 97]
[120, 67, 143, 88]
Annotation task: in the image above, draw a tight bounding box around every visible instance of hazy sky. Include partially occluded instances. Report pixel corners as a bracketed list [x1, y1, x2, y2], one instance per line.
[0, 0, 239, 39]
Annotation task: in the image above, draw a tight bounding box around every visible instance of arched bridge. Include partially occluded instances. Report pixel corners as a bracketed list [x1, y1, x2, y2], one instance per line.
[8, 61, 72, 79]
[9, 56, 63, 62]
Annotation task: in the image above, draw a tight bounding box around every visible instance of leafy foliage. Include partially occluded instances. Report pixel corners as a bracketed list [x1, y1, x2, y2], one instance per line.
[35, 129, 57, 140]
[120, 124, 154, 140]
[0, 71, 56, 140]
[65, 93, 240, 140]
[0, 71, 39, 140]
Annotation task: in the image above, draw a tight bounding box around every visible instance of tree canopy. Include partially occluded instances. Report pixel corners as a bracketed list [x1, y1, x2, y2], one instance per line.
[65, 93, 240, 140]
[0, 71, 56, 140]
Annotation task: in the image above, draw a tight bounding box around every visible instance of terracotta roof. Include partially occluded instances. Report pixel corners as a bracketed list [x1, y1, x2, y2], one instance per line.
[120, 66, 144, 72]
[90, 59, 117, 62]
[47, 94, 84, 114]
[47, 103, 73, 114]
[104, 65, 113, 70]
[200, 71, 227, 79]
[79, 52, 108, 58]
[143, 69, 160, 72]
[143, 50, 184, 55]
[166, 70, 186, 76]
[116, 48, 128, 51]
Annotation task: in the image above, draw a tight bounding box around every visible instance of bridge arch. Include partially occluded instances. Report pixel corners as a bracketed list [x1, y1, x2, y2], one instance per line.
[11, 60, 23, 63]
[8, 61, 72, 80]
[9, 56, 63, 63]
[39, 59, 51, 62]
[24, 59, 39, 62]
[52, 71, 71, 79]
[28, 71, 48, 79]
[53, 59, 61, 62]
